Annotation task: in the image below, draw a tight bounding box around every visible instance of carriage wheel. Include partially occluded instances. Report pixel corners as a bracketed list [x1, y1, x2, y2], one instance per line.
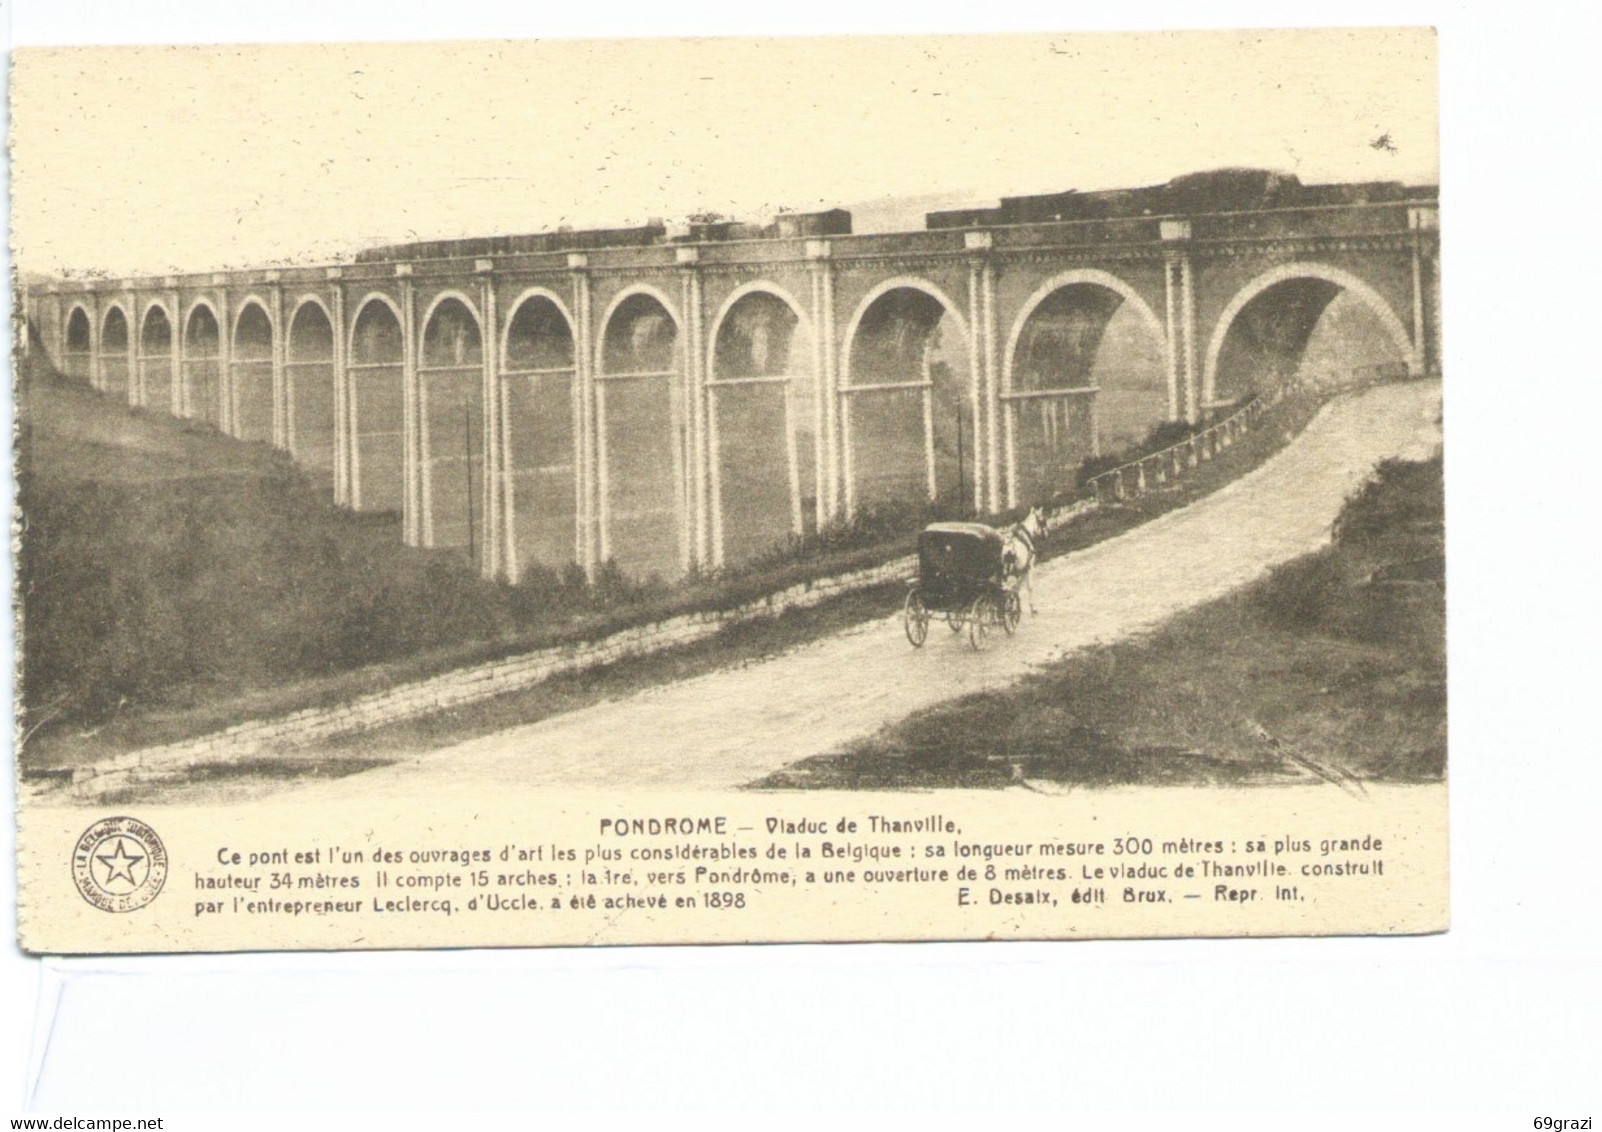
[904, 591, 930, 648]
[1002, 590, 1022, 636]
[968, 596, 993, 652]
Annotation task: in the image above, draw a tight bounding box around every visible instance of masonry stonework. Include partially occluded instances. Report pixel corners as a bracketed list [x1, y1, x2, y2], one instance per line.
[27, 183, 1441, 587]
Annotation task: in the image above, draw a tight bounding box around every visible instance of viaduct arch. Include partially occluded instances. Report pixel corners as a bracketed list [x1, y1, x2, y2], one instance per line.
[99, 303, 131, 401]
[286, 296, 337, 485]
[63, 305, 93, 384]
[706, 281, 815, 569]
[183, 301, 223, 425]
[596, 283, 685, 581]
[499, 287, 579, 585]
[1202, 262, 1415, 407]
[840, 275, 972, 521]
[1001, 269, 1168, 507]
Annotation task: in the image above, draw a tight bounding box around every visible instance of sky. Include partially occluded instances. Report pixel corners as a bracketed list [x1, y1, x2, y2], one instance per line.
[10, 28, 1438, 278]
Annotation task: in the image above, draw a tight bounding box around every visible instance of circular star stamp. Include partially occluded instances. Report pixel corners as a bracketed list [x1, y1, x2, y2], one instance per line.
[72, 816, 169, 913]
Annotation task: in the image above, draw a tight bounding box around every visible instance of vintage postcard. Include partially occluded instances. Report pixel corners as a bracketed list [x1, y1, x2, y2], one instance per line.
[11, 28, 1444, 953]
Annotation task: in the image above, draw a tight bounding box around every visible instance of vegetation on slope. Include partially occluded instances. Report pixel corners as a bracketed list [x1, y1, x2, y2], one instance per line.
[15, 334, 1334, 772]
[17, 359, 504, 736]
[15, 348, 965, 757]
[753, 454, 1446, 790]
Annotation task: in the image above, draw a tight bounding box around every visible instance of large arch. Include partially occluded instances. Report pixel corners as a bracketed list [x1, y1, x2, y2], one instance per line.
[138, 302, 174, 410]
[1002, 270, 1168, 502]
[348, 295, 406, 514]
[63, 305, 93, 383]
[840, 277, 972, 517]
[501, 287, 578, 582]
[100, 304, 131, 398]
[183, 301, 223, 427]
[231, 297, 275, 442]
[287, 297, 337, 487]
[597, 284, 684, 580]
[418, 292, 485, 559]
[707, 282, 815, 566]
[1203, 262, 1413, 406]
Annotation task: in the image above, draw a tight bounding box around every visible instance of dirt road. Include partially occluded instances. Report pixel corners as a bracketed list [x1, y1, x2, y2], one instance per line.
[288, 380, 1442, 802]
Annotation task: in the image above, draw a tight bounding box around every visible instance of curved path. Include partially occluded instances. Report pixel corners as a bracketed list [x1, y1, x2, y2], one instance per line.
[290, 380, 1442, 801]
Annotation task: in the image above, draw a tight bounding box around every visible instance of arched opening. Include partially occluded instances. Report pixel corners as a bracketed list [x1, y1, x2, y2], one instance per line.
[232, 301, 275, 442]
[502, 293, 577, 581]
[349, 299, 405, 514]
[138, 306, 173, 410]
[183, 305, 223, 427]
[844, 285, 970, 514]
[100, 307, 130, 398]
[287, 301, 336, 488]
[1284, 292, 1412, 387]
[598, 291, 682, 581]
[1007, 279, 1166, 500]
[419, 296, 485, 560]
[64, 307, 92, 383]
[1208, 268, 1411, 407]
[710, 289, 813, 565]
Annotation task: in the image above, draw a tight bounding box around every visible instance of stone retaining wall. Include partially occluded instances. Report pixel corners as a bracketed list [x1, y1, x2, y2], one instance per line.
[64, 386, 1311, 799]
[65, 547, 942, 794]
[61, 493, 1101, 796]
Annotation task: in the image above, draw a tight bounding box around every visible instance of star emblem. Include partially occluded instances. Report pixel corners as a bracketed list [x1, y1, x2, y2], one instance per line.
[72, 818, 168, 913]
[95, 838, 146, 888]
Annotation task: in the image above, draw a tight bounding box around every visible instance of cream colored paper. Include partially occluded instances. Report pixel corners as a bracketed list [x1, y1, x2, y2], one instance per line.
[11, 28, 1444, 954]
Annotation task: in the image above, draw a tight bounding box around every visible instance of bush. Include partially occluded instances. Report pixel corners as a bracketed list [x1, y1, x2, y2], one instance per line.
[1072, 418, 1205, 491]
[509, 562, 591, 624]
[592, 559, 667, 609]
[1335, 456, 1444, 548]
[1141, 419, 1198, 452]
[1074, 453, 1124, 489]
[1247, 551, 1351, 633]
[1248, 453, 1444, 646]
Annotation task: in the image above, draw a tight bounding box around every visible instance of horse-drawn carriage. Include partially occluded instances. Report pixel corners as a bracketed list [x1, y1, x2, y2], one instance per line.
[903, 522, 1023, 652]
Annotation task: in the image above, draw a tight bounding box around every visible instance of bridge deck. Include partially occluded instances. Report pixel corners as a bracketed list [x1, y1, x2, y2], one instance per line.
[38, 199, 1432, 294]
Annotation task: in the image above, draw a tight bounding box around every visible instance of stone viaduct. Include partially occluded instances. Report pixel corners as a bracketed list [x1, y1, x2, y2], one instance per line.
[22, 179, 1441, 585]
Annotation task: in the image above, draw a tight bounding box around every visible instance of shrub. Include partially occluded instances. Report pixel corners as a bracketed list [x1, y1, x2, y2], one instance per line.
[1141, 419, 1198, 452]
[1073, 419, 1202, 491]
[1335, 456, 1444, 548]
[1249, 453, 1444, 645]
[1075, 453, 1123, 489]
[510, 562, 590, 625]
[1246, 551, 1351, 633]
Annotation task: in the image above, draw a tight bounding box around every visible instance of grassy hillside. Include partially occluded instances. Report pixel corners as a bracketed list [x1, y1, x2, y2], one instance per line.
[15, 332, 1347, 774]
[15, 350, 519, 742]
[755, 454, 1446, 790]
[14, 344, 943, 759]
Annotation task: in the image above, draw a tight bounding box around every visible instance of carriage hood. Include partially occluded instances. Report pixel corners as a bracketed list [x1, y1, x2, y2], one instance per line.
[917, 523, 1006, 578]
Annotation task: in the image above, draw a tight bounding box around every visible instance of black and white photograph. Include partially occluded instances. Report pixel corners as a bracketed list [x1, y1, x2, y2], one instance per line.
[5, 5, 1597, 1124]
[13, 28, 1448, 949]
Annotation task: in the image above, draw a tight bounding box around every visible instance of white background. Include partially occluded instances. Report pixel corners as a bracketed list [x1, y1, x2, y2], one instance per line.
[4, 0, 1598, 1126]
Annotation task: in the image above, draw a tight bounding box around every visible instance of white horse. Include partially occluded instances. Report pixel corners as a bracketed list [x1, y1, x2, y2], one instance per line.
[1003, 505, 1047, 614]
